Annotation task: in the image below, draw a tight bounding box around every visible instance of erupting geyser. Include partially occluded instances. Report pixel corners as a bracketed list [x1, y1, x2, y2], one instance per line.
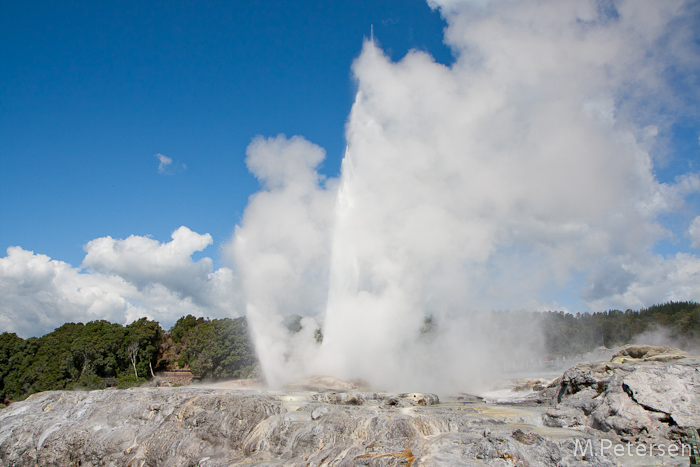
[228, 0, 700, 392]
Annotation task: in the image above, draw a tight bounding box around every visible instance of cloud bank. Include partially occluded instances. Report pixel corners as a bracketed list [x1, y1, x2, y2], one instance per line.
[230, 0, 700, 391]
[0, 227, 239, 338]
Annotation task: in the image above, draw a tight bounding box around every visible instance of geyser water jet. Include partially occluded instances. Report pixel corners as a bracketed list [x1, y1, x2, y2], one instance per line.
[229, 0, 700, 392]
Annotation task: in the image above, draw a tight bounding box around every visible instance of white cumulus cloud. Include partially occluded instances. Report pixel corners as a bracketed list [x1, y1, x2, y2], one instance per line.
[155, 153, 173, 174]
[690, 216, 700, 249]
[154, 153, 185, 175]
[0, 227, 241, 338]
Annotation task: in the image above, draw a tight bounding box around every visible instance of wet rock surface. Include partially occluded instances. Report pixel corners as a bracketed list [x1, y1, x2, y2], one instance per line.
[0, 357, 697, 466]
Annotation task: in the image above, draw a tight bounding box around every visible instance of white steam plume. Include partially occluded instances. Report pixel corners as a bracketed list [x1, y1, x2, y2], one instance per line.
[228, 135, 337, 387]
[229, 0, 700, 392]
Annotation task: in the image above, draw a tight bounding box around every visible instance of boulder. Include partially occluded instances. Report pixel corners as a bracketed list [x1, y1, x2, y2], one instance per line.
[539, 357, 700, 445]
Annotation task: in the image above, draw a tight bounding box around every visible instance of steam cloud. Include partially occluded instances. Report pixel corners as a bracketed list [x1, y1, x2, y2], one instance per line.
[230, 0, 700, 391]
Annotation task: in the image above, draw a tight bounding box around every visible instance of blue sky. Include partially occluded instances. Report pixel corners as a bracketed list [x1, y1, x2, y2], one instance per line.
[1, 0, 450, 268]
[1, 0, 700, 340]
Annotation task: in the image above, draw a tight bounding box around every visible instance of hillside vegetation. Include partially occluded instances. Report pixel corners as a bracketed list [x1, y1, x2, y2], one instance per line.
[0, 316, 257, 405]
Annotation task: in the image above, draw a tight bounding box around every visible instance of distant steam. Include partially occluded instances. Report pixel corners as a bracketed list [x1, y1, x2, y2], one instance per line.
[229, 0, 700, 391]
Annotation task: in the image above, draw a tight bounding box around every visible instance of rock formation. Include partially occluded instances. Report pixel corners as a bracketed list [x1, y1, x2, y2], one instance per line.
[538, 351, 700, 448]
[609, 344, 690, 364]
[0, 351, 698, 466]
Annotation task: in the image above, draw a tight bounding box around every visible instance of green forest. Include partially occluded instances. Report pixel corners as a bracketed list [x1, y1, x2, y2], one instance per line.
[1, 301, 699, 406]
[538, 301, 700, 355]
[0, 316, 257, 406]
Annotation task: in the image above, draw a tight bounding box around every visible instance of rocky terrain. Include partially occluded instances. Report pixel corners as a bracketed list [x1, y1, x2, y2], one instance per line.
[0, 346, 697, 466]
[537, 346, 700, 447]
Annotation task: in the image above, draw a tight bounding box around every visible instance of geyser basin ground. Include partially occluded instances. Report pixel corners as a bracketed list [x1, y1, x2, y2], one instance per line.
[1, 354, 697, 466]
[0, 387, 597, 467]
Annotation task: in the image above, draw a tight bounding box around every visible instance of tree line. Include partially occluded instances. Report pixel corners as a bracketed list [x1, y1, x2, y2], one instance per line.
[539, 301, 700, 356]
[0, 316, 257, 405]
[1, 301, 698, 406]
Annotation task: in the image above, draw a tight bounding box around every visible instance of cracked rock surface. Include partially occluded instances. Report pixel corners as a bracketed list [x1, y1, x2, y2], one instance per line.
[538, 356, 700, 447]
